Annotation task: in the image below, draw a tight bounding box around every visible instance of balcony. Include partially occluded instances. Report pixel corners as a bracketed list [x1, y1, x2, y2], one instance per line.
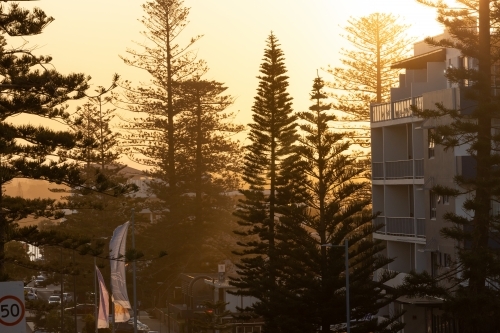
[371, 96, 423, 122]
[393, 98, 412, 118]
[374, 216, 426, 238]
[372, 159, 424, 180]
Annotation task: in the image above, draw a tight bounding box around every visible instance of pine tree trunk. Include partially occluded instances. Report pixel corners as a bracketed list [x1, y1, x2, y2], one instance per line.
[0, 189, 5, 278]
[166, 15, 177, 219]
[318, 109, 329, 333]
[376, 13, 382, 104]
[195, 91, 202, 223]
[268, 117, 277, 331]
[471, 0, 491, 309]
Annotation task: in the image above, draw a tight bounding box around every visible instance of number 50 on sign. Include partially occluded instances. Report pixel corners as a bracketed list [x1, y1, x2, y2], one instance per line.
[0, 281, 26, 333]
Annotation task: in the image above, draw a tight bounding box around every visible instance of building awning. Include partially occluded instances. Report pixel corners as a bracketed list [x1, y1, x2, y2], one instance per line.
[397, 295, 444, 306]
[391, 48, 446, 69]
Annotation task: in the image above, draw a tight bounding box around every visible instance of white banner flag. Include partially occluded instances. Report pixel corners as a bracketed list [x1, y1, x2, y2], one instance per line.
[96, 266, 110, 328]
[110, 221, 131, 317]
[114, 299, 131, 323]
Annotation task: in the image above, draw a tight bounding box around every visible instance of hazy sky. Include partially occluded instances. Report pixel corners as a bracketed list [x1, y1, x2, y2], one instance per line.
[13, 0, 448, 166]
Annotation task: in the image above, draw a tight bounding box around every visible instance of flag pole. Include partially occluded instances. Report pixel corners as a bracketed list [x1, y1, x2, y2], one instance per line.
[132, 208, 138, 333]
[94, 256, 98, 333]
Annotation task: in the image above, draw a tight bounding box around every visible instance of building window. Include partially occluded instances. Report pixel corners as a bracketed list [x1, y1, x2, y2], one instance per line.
[237, 326, 262, 333]
[443, 253, 451, 267]
[428, 129, 435, 158]
[443, 195, 449, 205]
[430, 191, 437, 219]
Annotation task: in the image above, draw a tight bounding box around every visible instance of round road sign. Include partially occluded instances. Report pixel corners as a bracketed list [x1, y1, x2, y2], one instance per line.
[0, 295, 25, 326]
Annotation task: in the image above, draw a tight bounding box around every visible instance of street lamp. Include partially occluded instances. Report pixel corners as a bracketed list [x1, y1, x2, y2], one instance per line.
[322, 239, 350, 333]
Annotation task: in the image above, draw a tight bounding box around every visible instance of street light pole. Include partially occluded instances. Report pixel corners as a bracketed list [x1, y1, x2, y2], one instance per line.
[322, 239, 350, 333]
[344, 239, 350, 333]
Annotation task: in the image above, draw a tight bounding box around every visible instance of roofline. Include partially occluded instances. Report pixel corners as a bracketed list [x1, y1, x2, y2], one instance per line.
[391, 48, 447, 70]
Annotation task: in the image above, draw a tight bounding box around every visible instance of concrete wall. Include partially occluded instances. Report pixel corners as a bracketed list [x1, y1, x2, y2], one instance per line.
[412, 123, 424, 159]
[385, 185, 410, 216]
[415, 243, 427, 273]
[402, 304, 427, 333]
[372, 127, 383, 163]
[387, 241, 412, 273]
[372, 185, 384, 215]
[384, 125, 409, 161]
[412, 62, 447, 96]
[414, 188, 425, 219]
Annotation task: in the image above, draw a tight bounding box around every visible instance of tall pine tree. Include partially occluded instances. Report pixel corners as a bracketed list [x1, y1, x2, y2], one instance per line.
[232, 33, 297, 333]
[118, 0, 243, 289]
[276, 76, 403, 333]
[402, 0, 500, 331]
[0, 3, 92, 279]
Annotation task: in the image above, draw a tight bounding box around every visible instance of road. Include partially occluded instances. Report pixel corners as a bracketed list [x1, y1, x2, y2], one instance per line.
[25, 279, 163, 333]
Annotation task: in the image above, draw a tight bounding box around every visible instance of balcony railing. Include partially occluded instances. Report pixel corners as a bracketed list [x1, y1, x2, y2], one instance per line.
[371, 96, 422, 122]
[386, 160, 413, 179]
[415, 159, 424, 178]
[414, 96, 423, 111]
[416, 218, 426, 238]
[387, 217, 415, 236]
[394, 98, 412, 119]
[372, 162, 384, 179]
[374, 216, 426, 239]
[372, 159, 424, 180]
[372, 103, 391, 122]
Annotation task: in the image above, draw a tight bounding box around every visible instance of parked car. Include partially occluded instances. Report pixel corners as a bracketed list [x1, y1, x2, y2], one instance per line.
[24, 286, 37, 295]
[127, 318, 150, 331]
[34, 275, 46, 287]
[115, 322, 148, 333]
[64, 303, 96, 315]
[48, 296, 61, 305]
[62, 292, 73, 302]
[25, 292, 37, 301]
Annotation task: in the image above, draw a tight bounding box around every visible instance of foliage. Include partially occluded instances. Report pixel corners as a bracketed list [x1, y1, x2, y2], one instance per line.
[325, 13, 414, 148]
[117, 0, 243, 294]
[82, 314, 96, 333]
[275, 76, 403, 333]
[231, 32, 298, 333]
[326, 12, 414, 119]
[0, 2, 92, 279]
[33, 308, 76, 333]
[192, 300, 231, 333]
[400, 0, 500, 331]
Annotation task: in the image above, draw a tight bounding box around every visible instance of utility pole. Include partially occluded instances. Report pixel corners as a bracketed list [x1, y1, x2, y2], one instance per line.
[132, 208, 138, 333]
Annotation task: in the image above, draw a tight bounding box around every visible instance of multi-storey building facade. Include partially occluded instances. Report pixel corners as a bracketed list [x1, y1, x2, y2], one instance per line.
[370, 32, 474, 333]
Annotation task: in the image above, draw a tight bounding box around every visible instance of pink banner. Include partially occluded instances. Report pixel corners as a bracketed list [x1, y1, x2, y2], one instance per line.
[96, 266, 110, 328]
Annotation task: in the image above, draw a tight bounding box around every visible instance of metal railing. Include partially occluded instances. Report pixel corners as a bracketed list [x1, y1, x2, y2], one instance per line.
[370, 96, 423, 122]
[372, 102, 391, 122]
[373, 216, 426, 239]
[414, 96, 423, 111]
[416, 218, 426, 238]
[372, 159, 424, 180]
[373, 216, 386, 234]
[386, 217, 415, 236]
[385, 160, 413, 179]
[372, 162, 384, 179]
[414, 159, 424, 178]
[393, 98, 412, 118]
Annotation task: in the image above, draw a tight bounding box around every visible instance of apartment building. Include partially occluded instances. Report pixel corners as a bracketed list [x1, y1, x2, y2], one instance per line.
[370, 32, 472, 333]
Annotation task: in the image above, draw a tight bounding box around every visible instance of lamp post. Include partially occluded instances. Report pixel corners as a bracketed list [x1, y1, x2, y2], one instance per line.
[322, 239, 350, 333]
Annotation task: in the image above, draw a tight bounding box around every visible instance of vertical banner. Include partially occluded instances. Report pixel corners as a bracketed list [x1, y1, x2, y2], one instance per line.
[114, 300, 131, 323]
[96, 266, 110, 328]
[110, 221, 131, 322]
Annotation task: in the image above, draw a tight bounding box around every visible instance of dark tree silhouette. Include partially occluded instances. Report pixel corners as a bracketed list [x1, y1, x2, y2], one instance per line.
[232, 32, 298, 333]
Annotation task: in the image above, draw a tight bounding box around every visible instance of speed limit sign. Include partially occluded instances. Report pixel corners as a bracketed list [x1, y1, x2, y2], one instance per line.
[0, 281, 26, 333]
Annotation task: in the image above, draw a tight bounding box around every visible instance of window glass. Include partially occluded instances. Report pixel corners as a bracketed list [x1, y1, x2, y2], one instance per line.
[428, 129, 435, 158]
[430, 191, 437, 219]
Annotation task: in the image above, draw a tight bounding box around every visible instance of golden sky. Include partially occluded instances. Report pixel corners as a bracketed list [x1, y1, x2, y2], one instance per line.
[12, 0, 449, 167]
